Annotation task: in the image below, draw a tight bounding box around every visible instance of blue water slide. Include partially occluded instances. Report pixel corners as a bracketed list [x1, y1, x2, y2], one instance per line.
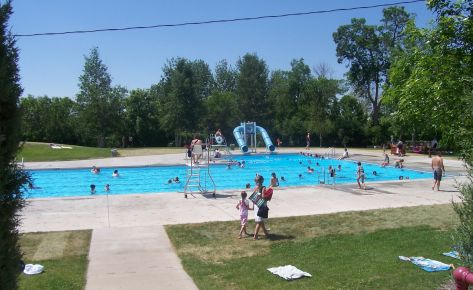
[233, 126, 248, 153]
[256, 126, 275, 152]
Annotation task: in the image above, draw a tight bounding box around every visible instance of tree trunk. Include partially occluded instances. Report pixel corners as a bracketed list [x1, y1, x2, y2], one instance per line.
[97, 135, 105, 148]
[372, 103, 380, 125]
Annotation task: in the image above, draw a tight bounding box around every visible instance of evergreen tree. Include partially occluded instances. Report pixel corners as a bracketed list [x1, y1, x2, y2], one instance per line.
[0, 2, 28, 289]
[76, 47, 125, 147]
[236, 53, 269, 125]
[155, 58, 201, 145]
[214, 59, 237, 93]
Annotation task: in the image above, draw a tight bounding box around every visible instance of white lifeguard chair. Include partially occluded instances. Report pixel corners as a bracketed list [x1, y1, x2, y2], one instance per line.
[209, 133, 232, 160]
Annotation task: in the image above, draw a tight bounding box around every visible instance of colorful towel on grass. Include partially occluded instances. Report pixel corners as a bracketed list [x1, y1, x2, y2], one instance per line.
[398, 256, 452, 272]
[443, 251, 460, 259]
[267, 265, 312, 280]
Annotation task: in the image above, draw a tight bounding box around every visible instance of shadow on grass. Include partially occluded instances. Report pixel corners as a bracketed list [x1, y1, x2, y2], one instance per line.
[266, 233, 295, 241]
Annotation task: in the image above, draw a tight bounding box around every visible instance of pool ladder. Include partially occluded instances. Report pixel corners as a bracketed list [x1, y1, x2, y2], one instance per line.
[316, 167, 336, 186]
[324, 147, 336, 158]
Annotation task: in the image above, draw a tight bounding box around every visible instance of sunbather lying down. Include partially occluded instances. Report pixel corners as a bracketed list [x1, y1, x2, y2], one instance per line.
[49, 143, 72, 149]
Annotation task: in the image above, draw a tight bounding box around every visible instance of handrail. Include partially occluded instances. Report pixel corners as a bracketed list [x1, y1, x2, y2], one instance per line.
[324, 147, 336, 158]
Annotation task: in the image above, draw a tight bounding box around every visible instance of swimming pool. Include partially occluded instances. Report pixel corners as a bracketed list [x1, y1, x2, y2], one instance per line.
[27, 153, 432, 198]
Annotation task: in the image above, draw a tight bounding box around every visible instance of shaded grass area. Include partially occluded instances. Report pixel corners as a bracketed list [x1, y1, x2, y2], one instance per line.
[18, 230, 91, 290]
[18, 142, 111, 162]
[166, 204, 458, 290]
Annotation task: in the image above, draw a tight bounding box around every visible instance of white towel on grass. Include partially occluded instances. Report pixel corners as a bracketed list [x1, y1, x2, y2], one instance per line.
[267, 265, 312, 280]
[24, 264, 44, 275]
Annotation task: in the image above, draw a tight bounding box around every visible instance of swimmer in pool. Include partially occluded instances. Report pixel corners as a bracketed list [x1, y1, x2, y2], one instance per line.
[104, 184, 110, 192]
[90, 184, 96, 194]
[173, 176, 180, 183]
[112, 169, 119, 177]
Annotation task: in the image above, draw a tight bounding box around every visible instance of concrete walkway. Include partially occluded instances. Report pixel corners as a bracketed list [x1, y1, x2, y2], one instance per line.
[86, 226, 197, 290]
[20, 148, 467, 290]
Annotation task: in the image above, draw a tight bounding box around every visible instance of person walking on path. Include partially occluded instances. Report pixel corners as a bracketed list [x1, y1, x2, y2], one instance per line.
[236, 191, 253, 238]
[431, 153, 445, 191]
[252, 175, 270, 240]
[305, 133, 310, 150]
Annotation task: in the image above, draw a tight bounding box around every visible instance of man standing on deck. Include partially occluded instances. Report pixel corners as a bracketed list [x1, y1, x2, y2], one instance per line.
[431, 153, 445, 191]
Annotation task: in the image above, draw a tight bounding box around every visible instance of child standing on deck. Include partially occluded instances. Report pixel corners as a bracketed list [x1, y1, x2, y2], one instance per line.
[356, 162, 366, 190]
[236, 191, 253, 238]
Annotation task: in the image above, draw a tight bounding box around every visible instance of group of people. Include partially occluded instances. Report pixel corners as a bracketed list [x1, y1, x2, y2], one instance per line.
[227, 160, 246, 169]
[236, 174, 274, 240]
[167, 177, 180, 184]
[90, 183, 110, 194]
[89, 166, 120, 194]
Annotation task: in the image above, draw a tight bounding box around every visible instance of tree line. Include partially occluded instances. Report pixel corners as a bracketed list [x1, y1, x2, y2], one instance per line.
[20, 51, 370, 148]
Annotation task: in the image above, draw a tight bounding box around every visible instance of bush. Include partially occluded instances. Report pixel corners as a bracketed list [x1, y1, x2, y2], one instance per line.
[453, 158, 473, 268]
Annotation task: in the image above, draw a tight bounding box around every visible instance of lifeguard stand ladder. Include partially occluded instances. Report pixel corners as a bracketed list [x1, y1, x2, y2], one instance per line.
[184, 138, 216, 198]
[244, 122, 257, 153]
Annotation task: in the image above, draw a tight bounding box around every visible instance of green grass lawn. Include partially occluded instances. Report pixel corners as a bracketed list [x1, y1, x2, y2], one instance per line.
[166, 204, 459, 290]
[18, 230, 91, 290]
[17, 142, 186, 162]
[18, 142, 112, 162]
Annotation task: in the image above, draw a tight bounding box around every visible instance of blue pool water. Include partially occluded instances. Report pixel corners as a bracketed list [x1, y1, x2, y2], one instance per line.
[27, 154, 432, 198]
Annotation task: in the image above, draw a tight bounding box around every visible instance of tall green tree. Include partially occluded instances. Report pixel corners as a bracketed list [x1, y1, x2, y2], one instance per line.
[333, 7, 412, 124]
[335, 95, 367, 146]
[384, 1, 473, 149]
[191, 59, 213, 100]
[236, 53, 269, 124]
[269, 59, 311, 145]
[0, 2, 28, 289]
[124, 89, 163, 146]
[155, 58, 202, 145]
[214, 59, 237, 93]
[303, 76, 342, 147]
[202, 91, 240, 137]
[76, 47, 125, 147]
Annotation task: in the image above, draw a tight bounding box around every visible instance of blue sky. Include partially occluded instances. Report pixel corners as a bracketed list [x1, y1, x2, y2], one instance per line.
[10, 0, 434, 98]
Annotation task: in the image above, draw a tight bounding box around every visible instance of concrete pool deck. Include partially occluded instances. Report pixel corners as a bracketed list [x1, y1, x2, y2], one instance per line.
[20, 148, 467, 290]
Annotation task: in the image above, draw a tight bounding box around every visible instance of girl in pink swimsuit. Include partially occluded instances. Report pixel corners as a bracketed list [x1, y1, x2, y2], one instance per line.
[236, 191, 253, 238]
